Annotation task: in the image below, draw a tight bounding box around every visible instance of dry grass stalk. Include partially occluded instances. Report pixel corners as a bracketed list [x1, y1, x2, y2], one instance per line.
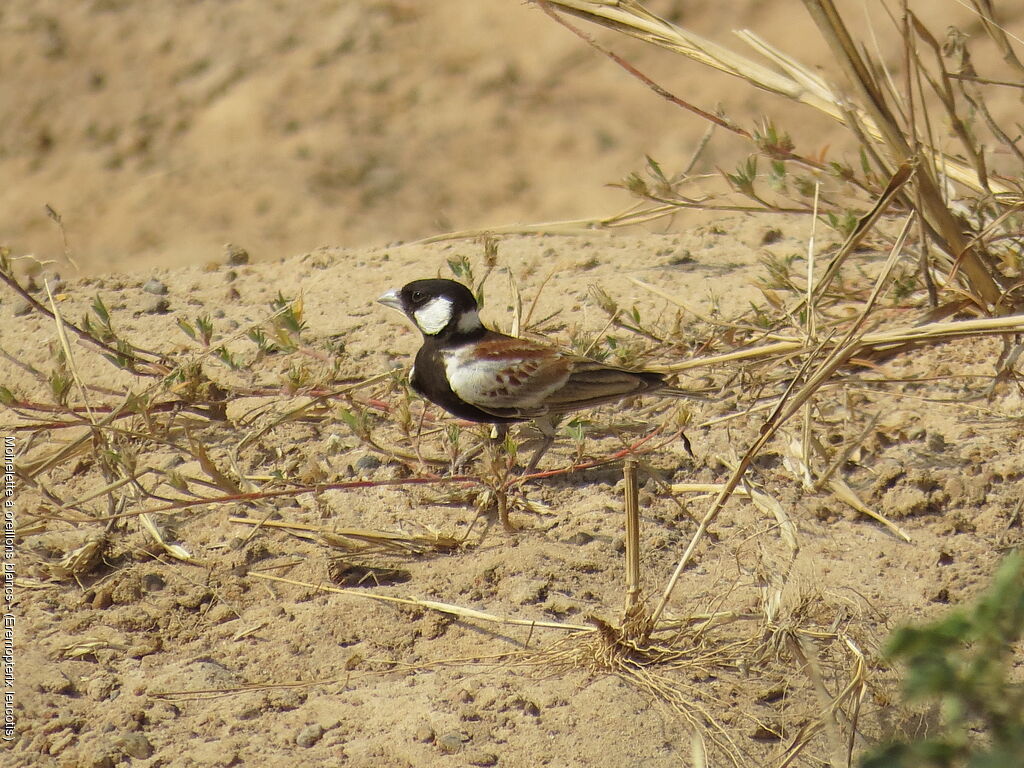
[799, 0, 1002, 308]
[622, 458, 642, 618]
[657, 312, 1024, 375]
[783, 436, 910, 542]
[539, 1, 1010, 189]
[228, 515, 460, 555]
[48, 531, 110, 581]
[139, 513, 194, 563]
[517, 614, 764, 766]
[248, 572, 594, 633]
[538, 0, 1021, 318]
[776, 634, 866, 768]
[650, 219, 917, 629]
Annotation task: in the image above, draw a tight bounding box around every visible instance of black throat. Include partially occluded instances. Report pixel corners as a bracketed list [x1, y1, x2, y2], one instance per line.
[410, 329, 522, 424]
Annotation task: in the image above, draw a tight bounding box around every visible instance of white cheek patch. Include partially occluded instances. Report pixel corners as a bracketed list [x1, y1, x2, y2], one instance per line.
[456, 309, 481, 334]
[413, 297, 454, 335]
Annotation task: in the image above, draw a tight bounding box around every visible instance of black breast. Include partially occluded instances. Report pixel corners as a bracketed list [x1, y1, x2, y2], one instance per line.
[411, 343, 523, 424]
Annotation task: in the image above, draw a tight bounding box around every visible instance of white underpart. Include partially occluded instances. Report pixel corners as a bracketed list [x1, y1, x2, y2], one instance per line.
[456, 309, 481, 334]
[413, 297, 454, 335]
[443, 347, 564, 409]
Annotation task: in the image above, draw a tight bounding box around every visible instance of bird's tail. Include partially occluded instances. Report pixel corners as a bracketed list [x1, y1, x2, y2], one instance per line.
[659, 384, 717, 402]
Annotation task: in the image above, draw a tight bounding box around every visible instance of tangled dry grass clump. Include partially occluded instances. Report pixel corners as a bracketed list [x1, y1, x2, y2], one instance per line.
[5, 1, 1024, 766]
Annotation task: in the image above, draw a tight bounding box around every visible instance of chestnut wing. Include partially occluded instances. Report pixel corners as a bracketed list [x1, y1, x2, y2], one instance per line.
[444, 335, 664, 419]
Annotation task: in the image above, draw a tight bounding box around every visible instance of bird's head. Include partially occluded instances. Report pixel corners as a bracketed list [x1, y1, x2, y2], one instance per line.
[378, 278, 483, 338]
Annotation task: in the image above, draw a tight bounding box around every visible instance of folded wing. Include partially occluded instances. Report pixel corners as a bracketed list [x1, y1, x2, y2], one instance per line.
[444, 335, 664, 420]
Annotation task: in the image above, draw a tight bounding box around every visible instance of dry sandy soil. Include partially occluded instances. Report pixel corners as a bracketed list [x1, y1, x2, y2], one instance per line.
[4, 0, 1020, 273]
[6, 219, 1024, 767]
[5, 1, 1024, 767]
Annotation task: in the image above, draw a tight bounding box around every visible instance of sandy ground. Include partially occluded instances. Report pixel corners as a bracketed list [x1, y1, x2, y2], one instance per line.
[4, 0, 1021, 273]
[5, 1, 1024, 766]
[6, 217, 1024, 766]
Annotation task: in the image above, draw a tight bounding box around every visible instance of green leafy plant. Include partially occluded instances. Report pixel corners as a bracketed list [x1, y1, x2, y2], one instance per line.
[862, 552, 1024, 768]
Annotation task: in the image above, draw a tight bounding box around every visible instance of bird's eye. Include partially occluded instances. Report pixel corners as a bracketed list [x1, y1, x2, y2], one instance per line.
[411, 291, 424, 302]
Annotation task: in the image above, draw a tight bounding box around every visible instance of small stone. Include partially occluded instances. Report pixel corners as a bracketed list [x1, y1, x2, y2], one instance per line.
[84, 753, 115, 768]
[127, 637, 161, 658]
[436, 731, 465, 754]
[666, 249, 694, 266]
[564, 531, 593, 546]
[110, 579, 142, 605]
[205, 603, 236, 625]
[760, 227, 783, 245]
[118, 732, 154, 759]
[141, 573, 165, 592]
[42, 272, 66, 294]
[92, 589, 113, 609]
[508, 579, 548, 606]
[413, 724, 435, 743]
[295, 723, 324, 748]
[224, 243, 250, 266]
[355, 455, 382, 471]
[36, 668, 74, 695]
[142, 278, 168, 295]
[12, 298, 33, 316]
[177, 587, 212, 610]
[466, 750, 499, 766]
[144, 297, 170, 314]
[85, 675, 116, 701]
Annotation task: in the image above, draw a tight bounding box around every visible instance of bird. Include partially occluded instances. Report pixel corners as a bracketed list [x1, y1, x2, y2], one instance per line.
[378, 278, 697, 473]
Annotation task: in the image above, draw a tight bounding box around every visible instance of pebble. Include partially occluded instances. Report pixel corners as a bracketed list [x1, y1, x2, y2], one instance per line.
[466, 750, 499, 766]
[508, 580, 548, 606]
[144, 296, 170, 314]
[355, 455, 382, 471]
[413, 724, 435, 743]
[36, 668, 74, 695]
[224, 243, 250, 266]
[436, 731, 466, 753]
[564, 531, 594, 546]
[127, 637, 161, 658]
[142, 278, 168, 295]
[118, 732, 154, 759]
[141, 573, 165, 592]
[295, 723, 324, 748]
[205, 603, 236, 625]
[85, 675, 116, 701]
[42, 272, 65, 294]
[12, 298, 32, 316]
[83, 753, 114, 768]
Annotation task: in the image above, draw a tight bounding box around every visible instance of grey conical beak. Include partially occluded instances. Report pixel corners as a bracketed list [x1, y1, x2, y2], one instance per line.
[377, 289, 403, 311]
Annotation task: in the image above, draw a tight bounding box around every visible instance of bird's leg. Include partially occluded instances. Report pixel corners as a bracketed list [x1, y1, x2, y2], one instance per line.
[524, 416, 558, 473]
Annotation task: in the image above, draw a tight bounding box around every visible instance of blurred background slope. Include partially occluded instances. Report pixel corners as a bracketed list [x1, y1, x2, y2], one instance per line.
[1, 0, 1019, 272]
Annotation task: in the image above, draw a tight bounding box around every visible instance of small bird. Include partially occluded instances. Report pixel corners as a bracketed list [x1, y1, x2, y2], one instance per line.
[378, 278, 695, 471]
